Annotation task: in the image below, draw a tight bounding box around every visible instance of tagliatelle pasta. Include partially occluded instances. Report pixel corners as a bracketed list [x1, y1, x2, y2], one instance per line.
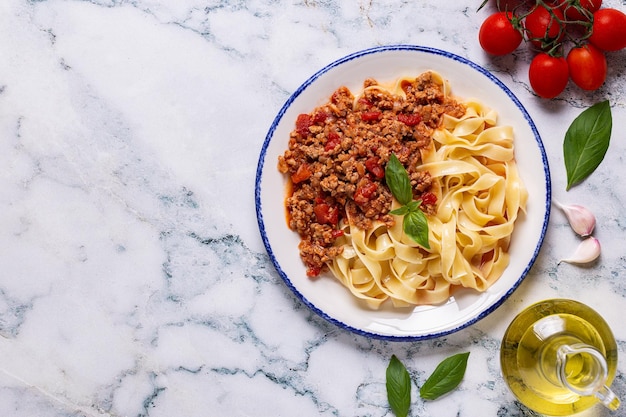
[278, 71, 527, 309]
[326, 78, 527, 309]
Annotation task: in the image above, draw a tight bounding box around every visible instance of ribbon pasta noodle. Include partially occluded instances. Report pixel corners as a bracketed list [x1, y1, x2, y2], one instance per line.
[327, 75, 528, 309]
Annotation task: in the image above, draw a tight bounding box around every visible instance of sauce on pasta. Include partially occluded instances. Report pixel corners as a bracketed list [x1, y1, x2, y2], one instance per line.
[278, 71, 527, 308]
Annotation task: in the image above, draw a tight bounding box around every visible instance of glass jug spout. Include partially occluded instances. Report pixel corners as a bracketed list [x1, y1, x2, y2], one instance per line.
[556, 343, 621, 411]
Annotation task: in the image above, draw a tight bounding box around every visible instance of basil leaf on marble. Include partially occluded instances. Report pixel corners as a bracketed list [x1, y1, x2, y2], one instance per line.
[419, 352, 470, 400]
[477, 0, 489, 11]
[564, 100, 612, 190]
[386, 355, 411, 417]
[385, 154, 413, 205]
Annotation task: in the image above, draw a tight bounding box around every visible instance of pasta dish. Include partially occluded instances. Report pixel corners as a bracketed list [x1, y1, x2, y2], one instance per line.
[277, 71, 527, 309]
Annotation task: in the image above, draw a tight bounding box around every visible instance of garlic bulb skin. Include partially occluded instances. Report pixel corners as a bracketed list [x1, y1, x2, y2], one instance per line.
[559, 237, 601, 265]
[554, 201, 596, 237]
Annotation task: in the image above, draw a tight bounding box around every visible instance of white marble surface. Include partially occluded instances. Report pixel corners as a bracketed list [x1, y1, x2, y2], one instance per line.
[1, 1, 626, 416]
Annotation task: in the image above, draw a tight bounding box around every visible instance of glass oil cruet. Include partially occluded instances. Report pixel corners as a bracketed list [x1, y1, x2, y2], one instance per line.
[500, 299, 620, 416]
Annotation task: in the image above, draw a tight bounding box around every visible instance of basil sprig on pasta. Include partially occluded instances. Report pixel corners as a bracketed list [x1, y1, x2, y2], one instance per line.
[385, 154, 430, 249]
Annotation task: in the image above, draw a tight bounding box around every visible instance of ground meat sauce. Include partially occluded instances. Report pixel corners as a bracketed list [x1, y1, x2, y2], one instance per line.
[277, 72, 466, 277]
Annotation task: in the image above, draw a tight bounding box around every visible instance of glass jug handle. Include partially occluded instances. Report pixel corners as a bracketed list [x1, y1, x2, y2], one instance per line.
[556, 343, 621, 411]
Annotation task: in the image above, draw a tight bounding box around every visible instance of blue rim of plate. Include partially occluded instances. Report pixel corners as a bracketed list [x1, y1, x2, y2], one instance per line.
[255, 44, 551, 341]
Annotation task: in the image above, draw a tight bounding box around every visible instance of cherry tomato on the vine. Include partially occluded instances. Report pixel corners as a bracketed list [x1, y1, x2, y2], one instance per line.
[589, 8, 626, 51]
[524, 4, 566, 50]
[528, 53, 569, 98]
[567, 43, 607, 91]
[561, 0, 602, 22]
[479, 11, 523, 55]
[477, 0, 622, 97]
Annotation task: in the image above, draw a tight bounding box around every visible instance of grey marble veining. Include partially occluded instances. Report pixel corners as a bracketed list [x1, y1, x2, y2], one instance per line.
[1, 0, 626, 416]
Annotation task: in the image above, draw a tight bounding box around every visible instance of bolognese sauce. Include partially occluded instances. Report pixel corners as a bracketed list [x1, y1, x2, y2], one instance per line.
[277, 72, 466, 277]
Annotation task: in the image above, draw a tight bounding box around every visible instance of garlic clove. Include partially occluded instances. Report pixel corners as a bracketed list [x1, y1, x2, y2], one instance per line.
[559, 236, 601, 265]
[554, 201, 596, 237]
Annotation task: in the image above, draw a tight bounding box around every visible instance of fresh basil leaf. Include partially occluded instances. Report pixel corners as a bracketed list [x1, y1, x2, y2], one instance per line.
[390, 206, 409, 216]
[385, 155, 430, 248]
[419, 352, 470, 400]
[477, 0, 489, 11]
[386, 355, 411, 417]
[385, 154, 413, 205]
[564, 100, 612, 190]
[403, 209, 430, 249]
[406, 200, 420, 212]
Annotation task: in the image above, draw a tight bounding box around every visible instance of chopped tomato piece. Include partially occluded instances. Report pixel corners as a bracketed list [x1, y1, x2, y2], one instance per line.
[312, 111, 329, 124]
[331, 229, 344, 239]
[314, 203, 338, 225]
[365, 157, 385, 179]
[356, 97, 373, 109]
[324, 131, 342, 152]
[295, 114, 313, 136]
[361, 111, 381, 122]
[421, 192, 437, 206]
[291, 163, 311, 183]
[397, 113, 422, 126]
[306, 266, 322, 278]
[354, 180, 378, 205]
[330, 88, 350, 104]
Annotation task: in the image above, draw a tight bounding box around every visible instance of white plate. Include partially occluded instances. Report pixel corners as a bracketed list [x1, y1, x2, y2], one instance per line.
[255, 45, 551, 341]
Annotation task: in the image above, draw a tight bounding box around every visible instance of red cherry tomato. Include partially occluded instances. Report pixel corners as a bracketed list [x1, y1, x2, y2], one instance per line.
[524, 4, 566, 49]
[589, 8, 626, 51]
[567, 44, 607, 90]
[528, 53, 569, 98]
[562, 0, 602, 21]
[479, 11, 523, 55]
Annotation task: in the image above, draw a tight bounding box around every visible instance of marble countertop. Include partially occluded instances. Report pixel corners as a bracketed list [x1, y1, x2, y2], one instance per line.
[2, 1, 626, 416]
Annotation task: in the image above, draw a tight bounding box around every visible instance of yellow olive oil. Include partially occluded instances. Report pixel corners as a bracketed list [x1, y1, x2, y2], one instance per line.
[501, 299, 618, 416]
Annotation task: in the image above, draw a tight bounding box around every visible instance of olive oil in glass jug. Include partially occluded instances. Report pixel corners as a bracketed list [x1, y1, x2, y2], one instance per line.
[501, 299, 620, 416]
